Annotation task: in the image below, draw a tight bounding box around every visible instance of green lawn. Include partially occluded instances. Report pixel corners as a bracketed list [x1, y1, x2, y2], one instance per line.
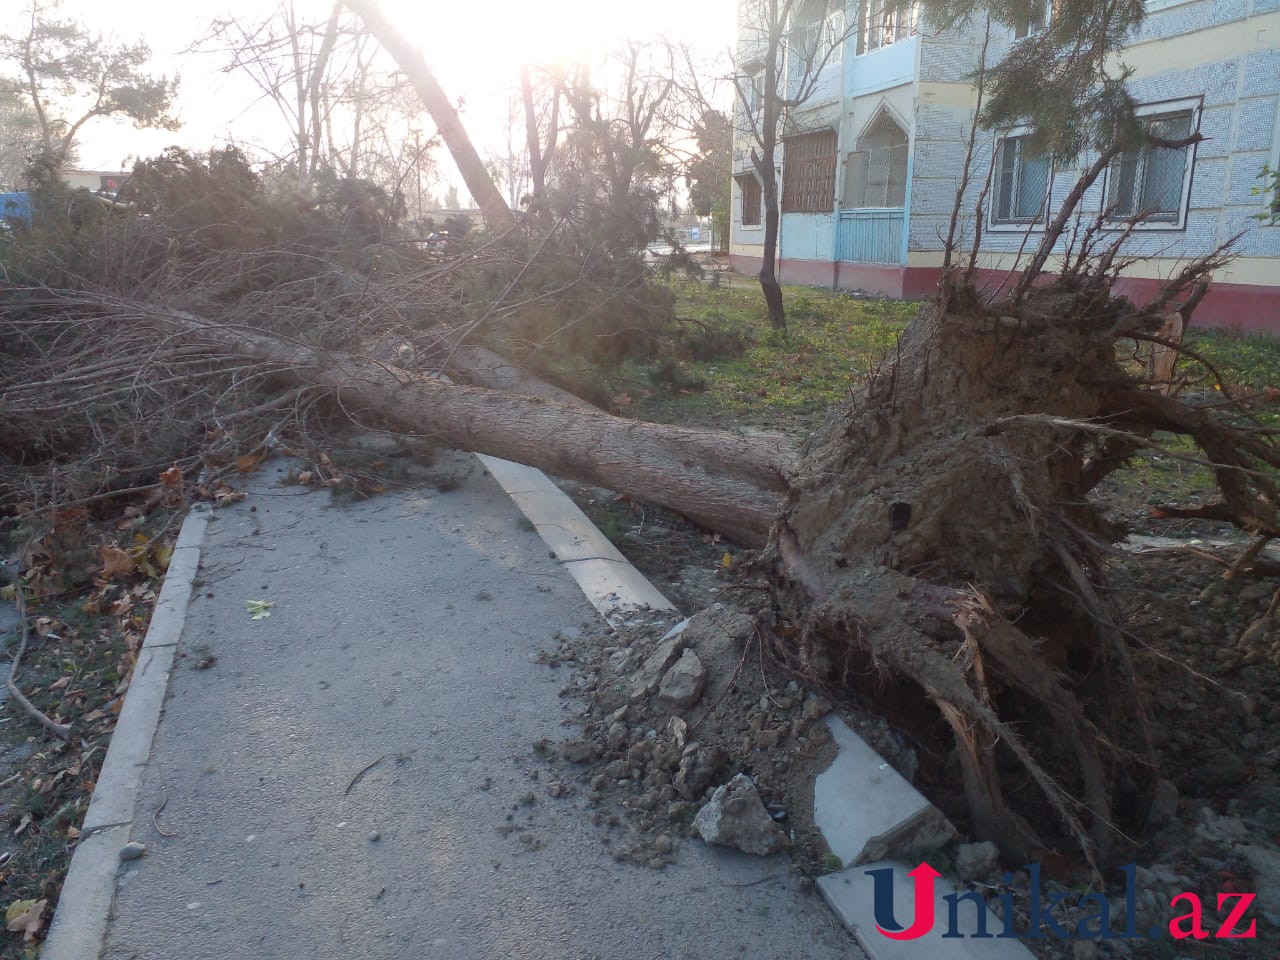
[630, 277, 917, 430]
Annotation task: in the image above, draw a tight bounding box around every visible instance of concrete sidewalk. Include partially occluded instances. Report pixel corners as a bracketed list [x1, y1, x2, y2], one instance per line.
[53, 452, 858, 960]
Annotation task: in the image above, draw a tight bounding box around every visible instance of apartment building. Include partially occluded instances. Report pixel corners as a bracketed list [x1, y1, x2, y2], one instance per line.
[729, 0, 1280, 331]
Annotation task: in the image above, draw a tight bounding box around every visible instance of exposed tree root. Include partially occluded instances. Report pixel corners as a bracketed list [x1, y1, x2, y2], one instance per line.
[765, 270, 1276, 870]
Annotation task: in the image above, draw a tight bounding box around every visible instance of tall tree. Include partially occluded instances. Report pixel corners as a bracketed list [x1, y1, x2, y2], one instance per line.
[685, 108, 733, 252]
[0, 78, 44, 188]
[733, 0, 854, 331]
[0, 0, 178, 172]
[347, 0, 516, 234]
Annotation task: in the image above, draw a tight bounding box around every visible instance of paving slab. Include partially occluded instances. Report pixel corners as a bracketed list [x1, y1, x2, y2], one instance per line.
[818, 860, 1035, 960]
[814, 716, 954, 868]
[84, 453, 859, 960]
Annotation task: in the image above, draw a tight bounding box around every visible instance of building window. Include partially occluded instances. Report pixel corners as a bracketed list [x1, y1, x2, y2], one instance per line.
[845, 111, 909, 208]
[736, 173, 762, 226]
[857, 0, 918, 55]
[782, 129, 838, 213]
[1013, 0, 1048, 39]
[788, 4, 844, 95]
[1105, 106, 1198, 226]
[992, 134, 1051, 225]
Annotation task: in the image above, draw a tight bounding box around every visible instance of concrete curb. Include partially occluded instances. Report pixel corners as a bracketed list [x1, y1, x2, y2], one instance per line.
[476, 454, 676, 622]
[41, 505, 210, 960]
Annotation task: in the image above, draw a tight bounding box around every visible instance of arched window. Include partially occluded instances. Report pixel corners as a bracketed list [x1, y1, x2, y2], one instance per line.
[844, 110, 908, 208]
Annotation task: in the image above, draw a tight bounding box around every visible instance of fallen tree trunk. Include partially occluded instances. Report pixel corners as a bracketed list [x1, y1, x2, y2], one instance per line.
[148, 304, 792, 546]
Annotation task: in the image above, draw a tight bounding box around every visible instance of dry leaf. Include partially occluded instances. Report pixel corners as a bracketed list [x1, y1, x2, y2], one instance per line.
[47, 676, 70, 691]
[99, 544, 134, 580]
[5, 898, 46, 942]
[213, 485, 246, 507]
[234, 451, 264, 472]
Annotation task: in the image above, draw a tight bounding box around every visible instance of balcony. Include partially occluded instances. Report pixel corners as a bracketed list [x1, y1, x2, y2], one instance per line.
[836, 207, 905, 264]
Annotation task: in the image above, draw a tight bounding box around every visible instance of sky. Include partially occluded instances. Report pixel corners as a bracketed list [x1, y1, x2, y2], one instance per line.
[45, 0, 740, 193]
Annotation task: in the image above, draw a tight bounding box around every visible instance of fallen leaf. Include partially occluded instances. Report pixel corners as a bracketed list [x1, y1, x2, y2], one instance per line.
[5, 899, 46, 941]
[99, 545, 134, 580]
[13, 814, 31, 836]
[296, 470, 313, 485]
[153, 541, 174, 572]
[235, 451, 265, 472]
[246, 599, 276, 621]
[721, 551, 733, 569]
[159, 465, 183, 488]
[47, 676, 70, 691]
[214, 485, 247, 507]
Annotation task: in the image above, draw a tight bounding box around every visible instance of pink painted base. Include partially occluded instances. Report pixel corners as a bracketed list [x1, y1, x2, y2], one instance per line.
[727, 256, 1280, 333]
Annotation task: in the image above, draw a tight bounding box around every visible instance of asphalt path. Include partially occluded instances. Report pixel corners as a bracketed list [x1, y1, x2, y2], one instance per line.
[99, 452, 859, 960]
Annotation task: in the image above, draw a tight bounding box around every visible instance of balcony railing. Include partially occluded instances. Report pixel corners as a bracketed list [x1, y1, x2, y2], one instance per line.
[836, 207, 904, 264]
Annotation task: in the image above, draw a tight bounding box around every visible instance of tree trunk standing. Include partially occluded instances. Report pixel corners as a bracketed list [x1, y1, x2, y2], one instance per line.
[757, 158, 786, 331]
[755, 0, 787, 332]
[347, 0, 516, 234]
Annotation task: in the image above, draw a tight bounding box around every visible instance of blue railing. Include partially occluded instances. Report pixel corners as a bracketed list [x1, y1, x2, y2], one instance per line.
[836, 207, 904, 264]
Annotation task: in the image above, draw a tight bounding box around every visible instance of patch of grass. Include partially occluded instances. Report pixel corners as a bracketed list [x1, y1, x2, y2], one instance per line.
[635, 278, 917, 426]
[1187, 329, 1280, 396]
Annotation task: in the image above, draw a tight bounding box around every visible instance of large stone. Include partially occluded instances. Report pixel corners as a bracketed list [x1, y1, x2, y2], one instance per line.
[674, 743, 726, 800]
[628, 620, 689, 700]
[693, 774, 787, 856]
[954, 841, 999, 882]
[658, 650, 707, 711]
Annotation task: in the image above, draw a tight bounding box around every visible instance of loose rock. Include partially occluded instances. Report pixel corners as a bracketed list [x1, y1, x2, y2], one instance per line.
[119, 841, 147, 862]
[954, 841, 1000, 882]
[629, 624, 689, 700]
[692, 773, 787, 856]
[658, 650, 707, 711]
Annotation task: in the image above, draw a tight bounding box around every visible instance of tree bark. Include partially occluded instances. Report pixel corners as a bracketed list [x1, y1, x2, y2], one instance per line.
[152, 307, 791, 545]
[347, 0, 516, 234]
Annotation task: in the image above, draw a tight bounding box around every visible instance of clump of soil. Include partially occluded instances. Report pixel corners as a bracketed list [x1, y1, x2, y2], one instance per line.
[529, 601, 928, 878]
[529, 603, 839, 872]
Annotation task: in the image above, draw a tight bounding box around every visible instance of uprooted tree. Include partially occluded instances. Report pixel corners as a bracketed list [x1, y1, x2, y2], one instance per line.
[3, 0, 1277, 875]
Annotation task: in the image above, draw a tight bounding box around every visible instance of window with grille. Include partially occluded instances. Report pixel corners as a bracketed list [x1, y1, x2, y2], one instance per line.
[782, 130, 838, 213]
[992, 135, 1051, 225]
[856, 0, 918, 55]
[844, 112, 909, 208]
[736, 173, 762, 226]
[1105, 107, 1197, 226]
